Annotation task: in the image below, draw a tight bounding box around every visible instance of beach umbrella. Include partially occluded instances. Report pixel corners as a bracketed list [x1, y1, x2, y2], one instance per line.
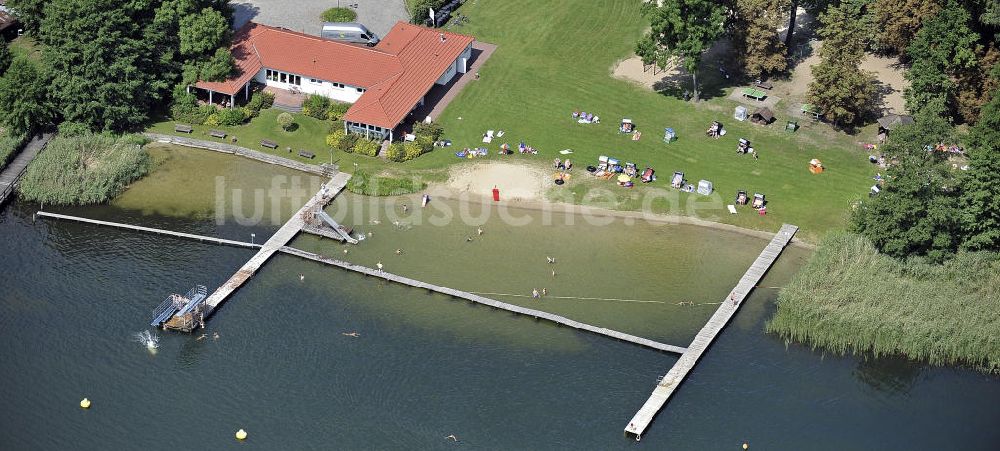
[617, 174, 631, 183]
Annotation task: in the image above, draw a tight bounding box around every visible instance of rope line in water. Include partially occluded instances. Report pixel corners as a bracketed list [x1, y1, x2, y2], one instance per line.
[470, 291, 665, 304]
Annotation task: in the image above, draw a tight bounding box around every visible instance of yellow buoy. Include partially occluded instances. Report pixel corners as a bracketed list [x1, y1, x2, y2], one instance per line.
[235, 429, 248, 440]
[80, 398, 91, 409]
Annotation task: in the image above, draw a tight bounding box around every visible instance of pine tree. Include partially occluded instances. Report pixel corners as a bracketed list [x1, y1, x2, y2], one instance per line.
[730, 0, 790, 78]
[806, 0, 878, 126]
[959, 93, 1000, 251]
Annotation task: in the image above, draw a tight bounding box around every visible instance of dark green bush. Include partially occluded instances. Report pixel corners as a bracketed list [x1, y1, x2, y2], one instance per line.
[216, 107, 246, 126]
[413, 121, 444, 140]
[303, 94, 332, 120]
[321, 7, 357, 22]
[326, 101, 351, 121]
[57, 121, 91, 137]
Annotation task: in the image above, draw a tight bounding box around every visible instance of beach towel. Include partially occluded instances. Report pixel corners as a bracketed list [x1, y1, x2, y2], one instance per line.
[727, 205, 737, 214]
[559, 149, 573, 155]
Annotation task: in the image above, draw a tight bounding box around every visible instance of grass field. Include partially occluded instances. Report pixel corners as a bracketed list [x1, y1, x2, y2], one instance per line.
[149, 0, 877, 241]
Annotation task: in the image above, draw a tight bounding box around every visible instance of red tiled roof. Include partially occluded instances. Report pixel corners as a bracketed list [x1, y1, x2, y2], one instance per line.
[195, 21, 474, 129]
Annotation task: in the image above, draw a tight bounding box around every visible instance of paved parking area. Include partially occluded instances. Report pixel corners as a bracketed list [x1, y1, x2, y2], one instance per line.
[232, 0, 409, 38]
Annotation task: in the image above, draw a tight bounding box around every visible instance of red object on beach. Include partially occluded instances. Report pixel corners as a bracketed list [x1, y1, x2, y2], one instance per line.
[492, 187, 500, 201]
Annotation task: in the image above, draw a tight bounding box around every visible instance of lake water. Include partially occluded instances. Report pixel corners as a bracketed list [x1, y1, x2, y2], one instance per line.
[1, 145, 997, 450]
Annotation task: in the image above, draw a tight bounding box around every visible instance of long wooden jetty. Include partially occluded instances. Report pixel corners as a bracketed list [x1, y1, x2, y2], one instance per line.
[0, 133, 53, 205]
[202, 172, 351, 314]
[624, 224, 799, 440]
[35, 211, 262, 249]
[278, 246, 689, 355]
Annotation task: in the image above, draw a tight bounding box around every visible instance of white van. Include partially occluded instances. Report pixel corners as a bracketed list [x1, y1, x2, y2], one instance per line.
[320, 22, 380, 46]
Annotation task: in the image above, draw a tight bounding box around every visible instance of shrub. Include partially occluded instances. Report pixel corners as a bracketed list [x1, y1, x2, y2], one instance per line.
[328, 119, 345, 134]
[302, 94, 332, 120]
[326, 101, 351, 121]
[19, 133, 152, 205]
[412, 121, 444, 140]
[204, 113, 220, 127]
[321, 7, 357, 22]
[216, 107, 246, 126]
[57, 121, 91, 137]
[403, 141, 424, 160]
[326, 129, 346, 149]
[277, 112, 294, 130]
[170, 94, 217, 125]
[386, 142, 406, 162]
[353, 137, 380, 157]
[244, 91, 273, 119]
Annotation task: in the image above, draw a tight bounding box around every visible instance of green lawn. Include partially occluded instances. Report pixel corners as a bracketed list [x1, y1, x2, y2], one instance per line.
[421, 0, 874, 241]
[148, 0, 877, 241]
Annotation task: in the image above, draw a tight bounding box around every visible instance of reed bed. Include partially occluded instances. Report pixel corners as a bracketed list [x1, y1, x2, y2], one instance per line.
[19, 133, 151, 205]
[767, 232, 1000, 373]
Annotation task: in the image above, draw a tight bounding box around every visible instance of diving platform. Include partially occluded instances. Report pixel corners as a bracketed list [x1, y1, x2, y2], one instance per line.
[624, 224, 799, 440]
[151, 285, 208, 331]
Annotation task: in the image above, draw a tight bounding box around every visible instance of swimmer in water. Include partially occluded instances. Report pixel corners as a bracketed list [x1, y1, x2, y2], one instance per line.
[196, 334, 207, 341]
[445, 434, 458, 442]
[299, 274, 304, 281]
[395, 249, 402, 255]
[466, 236, 473, 242]
[212, 332, 219, 340]
[342, 331, 360, 337]
[477, 227, 483, 236]
[532, 288, 540, 298]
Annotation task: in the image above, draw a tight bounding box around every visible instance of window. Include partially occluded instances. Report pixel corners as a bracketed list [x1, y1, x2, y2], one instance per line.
[280, 72, 287, 83]
[356, 87, 365, 93]
[292, 75, 301, 86]
[310, 78, 320, 84]
[332, 82, 345, 89]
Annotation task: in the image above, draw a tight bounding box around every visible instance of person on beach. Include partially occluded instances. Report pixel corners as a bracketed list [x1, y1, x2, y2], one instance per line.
[731, 294, 737, 306]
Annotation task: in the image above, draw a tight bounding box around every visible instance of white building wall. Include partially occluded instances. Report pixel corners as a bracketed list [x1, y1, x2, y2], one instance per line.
[254, 68, 365, 103]
[435, 60, 458, 85]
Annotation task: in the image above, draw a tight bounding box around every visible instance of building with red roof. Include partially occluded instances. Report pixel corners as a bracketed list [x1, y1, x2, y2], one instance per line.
[193, 21, 474, 141]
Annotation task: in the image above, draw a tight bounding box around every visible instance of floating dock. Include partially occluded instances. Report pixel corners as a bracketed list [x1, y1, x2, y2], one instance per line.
[278, 246, 689, 355]
[624, 224, 799, 440]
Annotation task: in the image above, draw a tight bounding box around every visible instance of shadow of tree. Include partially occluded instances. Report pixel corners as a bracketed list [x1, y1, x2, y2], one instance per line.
[231, 2, 262, 29]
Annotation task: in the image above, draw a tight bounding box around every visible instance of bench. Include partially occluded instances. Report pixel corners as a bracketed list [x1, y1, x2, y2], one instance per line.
[754, 80, 773, 90]
[298, 150, 315, 159]
[174, 124, 193, 133]
[260, 139, 278, 149]
[209, 130, 226, 139]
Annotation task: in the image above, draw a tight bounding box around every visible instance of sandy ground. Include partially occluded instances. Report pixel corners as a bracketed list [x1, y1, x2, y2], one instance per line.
[861, 55, 909, 114]
[443, 162, 550, 201]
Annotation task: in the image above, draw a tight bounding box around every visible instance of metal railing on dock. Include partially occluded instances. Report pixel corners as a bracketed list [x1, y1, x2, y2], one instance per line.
[278, 246, 689, 355]
[624, 223, 799, 440]
[0, 134, 53, 206]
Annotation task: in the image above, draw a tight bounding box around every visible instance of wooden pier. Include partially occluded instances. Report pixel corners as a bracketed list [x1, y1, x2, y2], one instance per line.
[0, 133, 53, 206]
[277, 246, 689, 355]
[35, 211, 262, 249]
[624, 224, 799, 440]
[202, 172, 351, 314]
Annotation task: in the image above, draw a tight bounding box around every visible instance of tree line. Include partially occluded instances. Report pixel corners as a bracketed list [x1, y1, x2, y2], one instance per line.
[637, 0, 999, 127]
[0, 0, 236, 135]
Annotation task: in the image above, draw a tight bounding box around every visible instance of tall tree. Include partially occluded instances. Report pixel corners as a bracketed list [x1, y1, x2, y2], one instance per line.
[730, 0, 791, 78]
[870, 0, 941, 54]
[956, 46, 1000, 122]
[178, 7, 229, 57]
[806, 0, 878, 125]
[904, 1, 981, 117]
[643, 0, 726, 101]
[851, 105, 962, 261]
[0, 57, 51, 132]
[959, 92, 1000, 251]
[0, 39, 10, 74]
[5, 0, 47, 33]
